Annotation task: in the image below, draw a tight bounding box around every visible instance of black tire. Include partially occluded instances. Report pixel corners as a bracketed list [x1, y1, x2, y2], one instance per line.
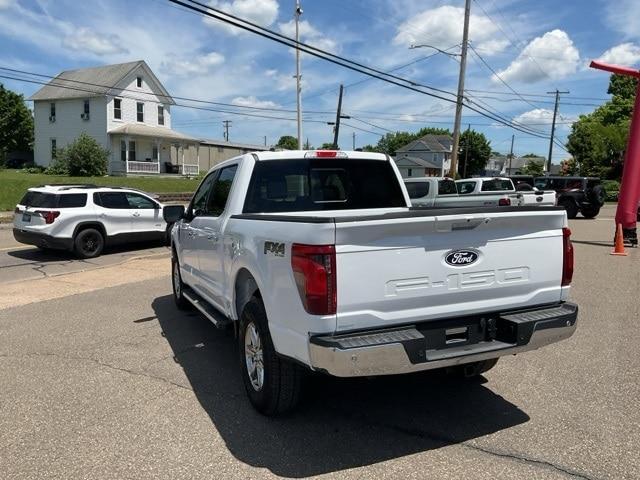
[171, 253, 191, 310]
[239, 296, 302, 416]
[74, 228, 104, 259]
[450, 358, 499, 378]
[559, 199, 578, 219]
[589, 184, 606, 206]
[581, 206, 600, 219]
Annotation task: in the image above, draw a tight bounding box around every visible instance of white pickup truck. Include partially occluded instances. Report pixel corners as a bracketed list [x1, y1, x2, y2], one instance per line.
[405, 177, 516, 207]
[165, 150, 578, 415]
[456, 177, 556, 206]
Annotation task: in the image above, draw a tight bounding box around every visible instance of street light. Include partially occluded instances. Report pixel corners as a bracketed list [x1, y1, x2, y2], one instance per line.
[409, 44, 462, 57]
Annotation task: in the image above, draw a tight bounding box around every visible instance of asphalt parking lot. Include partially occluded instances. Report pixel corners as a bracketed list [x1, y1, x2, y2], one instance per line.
[0, 205, 638, 479]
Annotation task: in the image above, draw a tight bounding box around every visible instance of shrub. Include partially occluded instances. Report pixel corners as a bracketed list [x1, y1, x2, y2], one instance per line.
[48, 133, 109, 177]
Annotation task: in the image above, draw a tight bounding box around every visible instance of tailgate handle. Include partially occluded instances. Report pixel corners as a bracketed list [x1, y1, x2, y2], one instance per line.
[436, 217, 490, 232]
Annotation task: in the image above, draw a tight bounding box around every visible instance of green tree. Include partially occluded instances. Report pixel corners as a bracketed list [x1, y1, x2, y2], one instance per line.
[275, 135, 298, 150]
[320, 142, 336, 149]
[49, 133, 109, 176]
[0, 84, 34, 166]
[458, 129, 491, 177]
[522, 160, 545, 176]
[567, 74, 636, 178]
[522, 153, 540, 158]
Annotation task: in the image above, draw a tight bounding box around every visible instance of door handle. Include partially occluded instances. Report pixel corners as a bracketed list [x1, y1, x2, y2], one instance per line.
[132, 212, 141, 217]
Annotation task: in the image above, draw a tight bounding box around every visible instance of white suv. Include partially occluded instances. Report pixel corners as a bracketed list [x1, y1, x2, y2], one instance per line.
[13, 184, 173, 258]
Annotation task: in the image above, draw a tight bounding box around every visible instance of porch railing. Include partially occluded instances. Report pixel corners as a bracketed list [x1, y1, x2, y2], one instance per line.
[127, 161, 160, 174]
[180, 164, 199, 176]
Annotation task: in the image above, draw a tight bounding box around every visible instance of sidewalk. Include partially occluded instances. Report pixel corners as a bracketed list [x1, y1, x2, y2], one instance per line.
[0, 212, 13, 224]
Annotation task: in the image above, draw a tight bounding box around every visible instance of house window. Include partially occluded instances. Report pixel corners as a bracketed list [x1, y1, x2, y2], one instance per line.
[157, 105, 165, 126]
[152, 145, 159, 161]
[83, 100, 90, 114]
[50, 103, 56, 118]
[407, 168, 412, 177]
[114, 98, 122, 119]
[136, 76, 143, 88]
[136, 102, 144, 122]
[51, 139, 57, 160]
[129, 141, 136, 161]
[120, 140, 127, 162]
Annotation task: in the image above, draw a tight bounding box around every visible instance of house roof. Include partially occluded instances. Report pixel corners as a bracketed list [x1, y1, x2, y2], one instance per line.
[29, 60, 175, 104]
[396, 133, 453, 153]
[109, 123, 197, 142]
[393, 155, 441, 169]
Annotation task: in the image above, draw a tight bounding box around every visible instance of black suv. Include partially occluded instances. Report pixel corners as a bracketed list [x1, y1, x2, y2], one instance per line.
[534, 176, 605, 219]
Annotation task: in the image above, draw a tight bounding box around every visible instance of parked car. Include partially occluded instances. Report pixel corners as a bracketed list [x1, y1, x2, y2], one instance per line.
[534, 176, 605, 219]
[166, 150, 578, 416]
[405, 177, 514, 207]
[456, 177, 556, 206]
[13, 185, 174, 258]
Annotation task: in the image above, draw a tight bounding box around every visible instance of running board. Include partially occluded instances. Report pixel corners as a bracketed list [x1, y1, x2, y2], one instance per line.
[183, 289, 231, 328]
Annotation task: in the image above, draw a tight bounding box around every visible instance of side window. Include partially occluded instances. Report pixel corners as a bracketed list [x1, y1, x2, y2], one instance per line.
[457, 181, 475, 194]
[126, 193, 156, 209]
[58, 194, 87, 208]
[190, 173, 217, 217]
[405, 182, 429, 199]
[207, 165, 238, 216]
[98, 192, 129, 209]
[438, 180, 457, 195]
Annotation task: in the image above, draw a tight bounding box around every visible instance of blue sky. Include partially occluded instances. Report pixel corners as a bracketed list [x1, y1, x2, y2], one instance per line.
[1, 0, 639, 162]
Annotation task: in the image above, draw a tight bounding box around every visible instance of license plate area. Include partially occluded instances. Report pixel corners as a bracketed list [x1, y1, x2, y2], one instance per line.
[22, 213, 31, 222]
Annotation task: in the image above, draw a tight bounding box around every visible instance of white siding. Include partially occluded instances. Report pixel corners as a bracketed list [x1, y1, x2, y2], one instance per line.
[106, 67, 172, 131]
[33, 98, 108, 167]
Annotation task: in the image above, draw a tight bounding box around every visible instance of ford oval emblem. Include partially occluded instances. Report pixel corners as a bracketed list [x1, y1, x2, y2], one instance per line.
[445, 249, 479, 267]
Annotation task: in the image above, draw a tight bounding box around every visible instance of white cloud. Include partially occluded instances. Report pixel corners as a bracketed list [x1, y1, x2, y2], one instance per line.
[513, 108, 554, 125]
[278, 19, 338, 53]
[232, 95, 279, 108]
[494, 29, 580, 83]
[161, 52, 225, 76]
[0, 0, 14, 9]
[393, 5, 507, 56]
[204, 0, 278, 35]
[597, 43, 640, 66]
[62, 27, 128, 56]
[605, 0, 640, 40]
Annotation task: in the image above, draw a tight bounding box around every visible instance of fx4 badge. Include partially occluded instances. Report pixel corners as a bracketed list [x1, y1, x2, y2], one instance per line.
[444, 249, 479, 267]
[264, 241, 285, 257]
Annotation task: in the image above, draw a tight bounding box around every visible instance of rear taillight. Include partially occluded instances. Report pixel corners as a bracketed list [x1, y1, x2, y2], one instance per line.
[291, 244, 336, 315]
[498, 198, 511, 206]
[562, 227, 574, 286]
[35, 210, 60, 224]
[304, 150, 348, 158]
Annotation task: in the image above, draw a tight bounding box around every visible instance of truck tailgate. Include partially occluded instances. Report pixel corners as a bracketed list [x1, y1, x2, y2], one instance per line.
[334, 208, 566, 331]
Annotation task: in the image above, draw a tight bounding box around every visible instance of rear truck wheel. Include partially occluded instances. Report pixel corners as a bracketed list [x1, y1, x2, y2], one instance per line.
[74, 228, 104, 259]
[449, 358, 499, 378]
[172, 254, 191, 310]
[581, 206, 601, 219]
[589, 184, 606, 206]
[559, 199, 578, 219]
[239, 296, 302, 416]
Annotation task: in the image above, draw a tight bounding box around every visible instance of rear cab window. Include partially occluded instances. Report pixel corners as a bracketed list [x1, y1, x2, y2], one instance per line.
[405, 182, 429, 199]
[456, 181, 476, 195]
[244, 158, 406, 213]
[480, 179, 514, 192]
[437, 180, 457, 195]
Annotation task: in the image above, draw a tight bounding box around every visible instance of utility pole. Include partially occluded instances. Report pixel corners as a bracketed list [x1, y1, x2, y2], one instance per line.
[295, 0, 303, 149]
[352, 131, 356, 150]
[462, 123, 470, 178]
[222, 120, 232, 141]
[508, 134, 515, 175]
[263, 136, 267, 147]
[546, 89, 569, 172]
[332, 84, 344, 149]
[449, 0, 471, 178]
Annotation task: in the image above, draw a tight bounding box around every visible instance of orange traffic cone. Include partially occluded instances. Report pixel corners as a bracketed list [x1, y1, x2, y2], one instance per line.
[611, 223, 628, 256]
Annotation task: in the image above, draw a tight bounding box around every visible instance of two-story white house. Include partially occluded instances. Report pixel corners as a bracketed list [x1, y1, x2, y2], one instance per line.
[30, 60, 200, 175]
[393, 134, 453, 178]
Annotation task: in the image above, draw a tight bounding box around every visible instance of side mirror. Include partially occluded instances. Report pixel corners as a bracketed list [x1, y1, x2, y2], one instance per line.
[163, 205, 185, 223]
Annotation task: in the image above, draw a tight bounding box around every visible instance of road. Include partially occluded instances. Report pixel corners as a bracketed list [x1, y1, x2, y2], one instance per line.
[0, 206, 637, 479]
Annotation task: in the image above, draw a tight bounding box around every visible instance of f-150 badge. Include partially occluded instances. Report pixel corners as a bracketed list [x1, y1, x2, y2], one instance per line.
[264, 241, 285, 257]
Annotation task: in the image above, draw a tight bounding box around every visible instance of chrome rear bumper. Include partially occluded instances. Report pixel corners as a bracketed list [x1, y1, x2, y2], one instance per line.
[309, 303, 578, 377]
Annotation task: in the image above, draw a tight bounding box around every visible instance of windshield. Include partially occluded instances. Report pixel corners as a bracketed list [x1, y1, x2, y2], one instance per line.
[244, 158, 407, 213]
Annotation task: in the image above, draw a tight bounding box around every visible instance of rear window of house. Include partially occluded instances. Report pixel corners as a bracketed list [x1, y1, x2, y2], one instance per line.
[405, 182, 429, 199]
[481, 179, 514, 191]
[19, 192, 86, 208]
[243, 158, 406, 213]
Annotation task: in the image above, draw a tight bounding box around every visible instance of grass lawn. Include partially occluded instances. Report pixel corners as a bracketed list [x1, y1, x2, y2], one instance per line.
[0, 169, 199, 211]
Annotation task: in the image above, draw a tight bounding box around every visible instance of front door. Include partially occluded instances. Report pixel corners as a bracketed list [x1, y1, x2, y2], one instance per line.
[179, 172, 217, 285]
[124, 192, 163, 240]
